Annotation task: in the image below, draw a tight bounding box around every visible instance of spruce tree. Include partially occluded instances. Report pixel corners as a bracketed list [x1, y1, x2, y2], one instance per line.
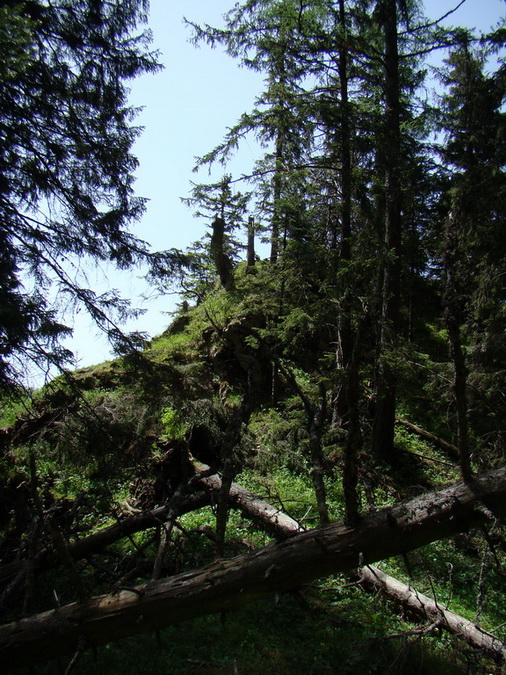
[0, 0, 159, 387]
[181, 176, 251, 292]
[439, 35, 506, 477]
[187, 0, 316, 261]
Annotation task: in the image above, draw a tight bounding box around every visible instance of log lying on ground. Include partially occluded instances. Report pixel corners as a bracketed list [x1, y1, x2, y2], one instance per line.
[0, 458, 301, 586]
[358, 566, 506, 663]
[397, 418, 459, 459]
[193, 459, 306, 538]
[66, 491, 211, 561]
[198, 463, 506, 663]
[0, 456, 302, 586]
[1, 466, 506, 671]
[0, 491, 211, 585]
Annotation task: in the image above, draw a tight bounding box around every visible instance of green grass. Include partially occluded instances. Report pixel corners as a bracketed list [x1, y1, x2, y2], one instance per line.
[148, 330, 198, 363]
[0, 391, 33, 427]
[33, 584, 479, 674]
[2, 332, 504, 675]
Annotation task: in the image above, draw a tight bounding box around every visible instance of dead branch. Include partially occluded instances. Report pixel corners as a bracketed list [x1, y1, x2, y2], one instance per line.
[396, 418, 459, 459]
[358, 565, 506, 662]
[1, 466, 506, 670]
[0, 491, 211, 587]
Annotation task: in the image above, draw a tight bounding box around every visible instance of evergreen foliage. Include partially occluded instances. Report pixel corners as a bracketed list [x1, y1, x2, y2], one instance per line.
[0, 0, 160, 387]
[1, 1, 505, 673]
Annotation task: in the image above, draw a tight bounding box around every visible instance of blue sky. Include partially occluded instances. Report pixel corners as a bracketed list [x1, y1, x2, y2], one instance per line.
[57, 0, 505, 380]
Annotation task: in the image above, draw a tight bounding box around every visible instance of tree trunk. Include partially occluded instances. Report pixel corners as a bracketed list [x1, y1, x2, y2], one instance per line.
[357, 566, 506, 662]
[269, 356, 330, 523]
[309, 386, 330, 525]
[444, 214, 472, 481]
[270, 128, 284, 264]
[2, 467, 506, 670]
[246, 215, 256, 270]
[343, 356, 362, 525]
[210, 216, 234, 290]
[335, 0, 353, 342]
[214, 401, 250, 556]
[333, 0, 362, 526]
[372, 0, 402, 463]
[193, 459, 305, 538]
[203, 466, 505, 662]
[396, 418, 459, 459]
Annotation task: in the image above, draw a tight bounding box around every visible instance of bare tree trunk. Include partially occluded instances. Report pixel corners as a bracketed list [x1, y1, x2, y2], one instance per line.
[266, 354, 330, 524]
[2, 467, 506, 670]
[246, 215, 256, 270]
[334, 0, 362, 527]
[214, 401, 250, 557]
[270, 128, 284, 264]
[211, 216, 234, 290]
[343, 356, 362, 525]
[396, 418, 459, 459]
[193, 460, 305, 538]
[309, 385, 330, 525]
[357, 566, 506, 662]
[444, 215, 472, 481]
[214, 453, 235, 558]
[372, 0, 402, 463]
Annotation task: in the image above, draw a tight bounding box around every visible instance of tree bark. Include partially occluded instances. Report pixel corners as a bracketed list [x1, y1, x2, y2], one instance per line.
[2, 466, 506, 671]
[210, 216, 234, 290]
[334, 0, 362, 527]
[396, 418, 460, 459]
[372, 0, 402, 462]
[357, 566, 506, 662]
[343, 356, 362, 525]
[270, 126, 284, 264]
[194, 460, 305, 538]
[246, 215, 256, 270]
[214, 400, 250, 556]
[268, 356, 330, 524]
[309, 387, 330, 525]
[444, 216, 472, 481]
[203, 465, 505, 662]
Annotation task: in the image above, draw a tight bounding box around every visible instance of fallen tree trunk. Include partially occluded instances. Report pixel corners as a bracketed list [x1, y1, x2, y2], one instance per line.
[2, 466, 506, 670]
[198, 463, 506, 663]
[358, 566, 506, 662]
[0, 491, 211, 586]
[0, 458, 304, 587]
[0, 461, 298, 587]
[194, 459, 306, 538]
[397, 418, 459, 459]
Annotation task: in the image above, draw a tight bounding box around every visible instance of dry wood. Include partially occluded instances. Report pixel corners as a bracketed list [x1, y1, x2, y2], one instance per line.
[193, 459, 306, 538]
[357, 565, 506, 662]
[2, 466, 506, 670]
[0, 491, 211, 586]
[397, 418, 459, 459]
[199, 462, 506, 662]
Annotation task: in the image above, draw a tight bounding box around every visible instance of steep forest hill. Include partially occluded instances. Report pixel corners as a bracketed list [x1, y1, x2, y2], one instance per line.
[0, 257, 505, 673]
[0, 0, 505, 671]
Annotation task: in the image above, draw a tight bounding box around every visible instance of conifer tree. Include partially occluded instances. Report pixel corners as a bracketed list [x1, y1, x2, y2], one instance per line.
[439, 35, 506, 477]
[187, 0, 315, 261]
[181, 176, 251, 291]
[0, 0, 159, 387]
[370, 0, 403, 461]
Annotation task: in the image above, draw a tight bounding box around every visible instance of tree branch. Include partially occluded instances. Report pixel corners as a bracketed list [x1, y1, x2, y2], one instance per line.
[2, 466, 506, 670]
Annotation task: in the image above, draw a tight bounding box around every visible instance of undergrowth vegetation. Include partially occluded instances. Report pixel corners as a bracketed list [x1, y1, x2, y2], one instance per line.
[1, 275, 505, 674]
[2, 0, 505, 671]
